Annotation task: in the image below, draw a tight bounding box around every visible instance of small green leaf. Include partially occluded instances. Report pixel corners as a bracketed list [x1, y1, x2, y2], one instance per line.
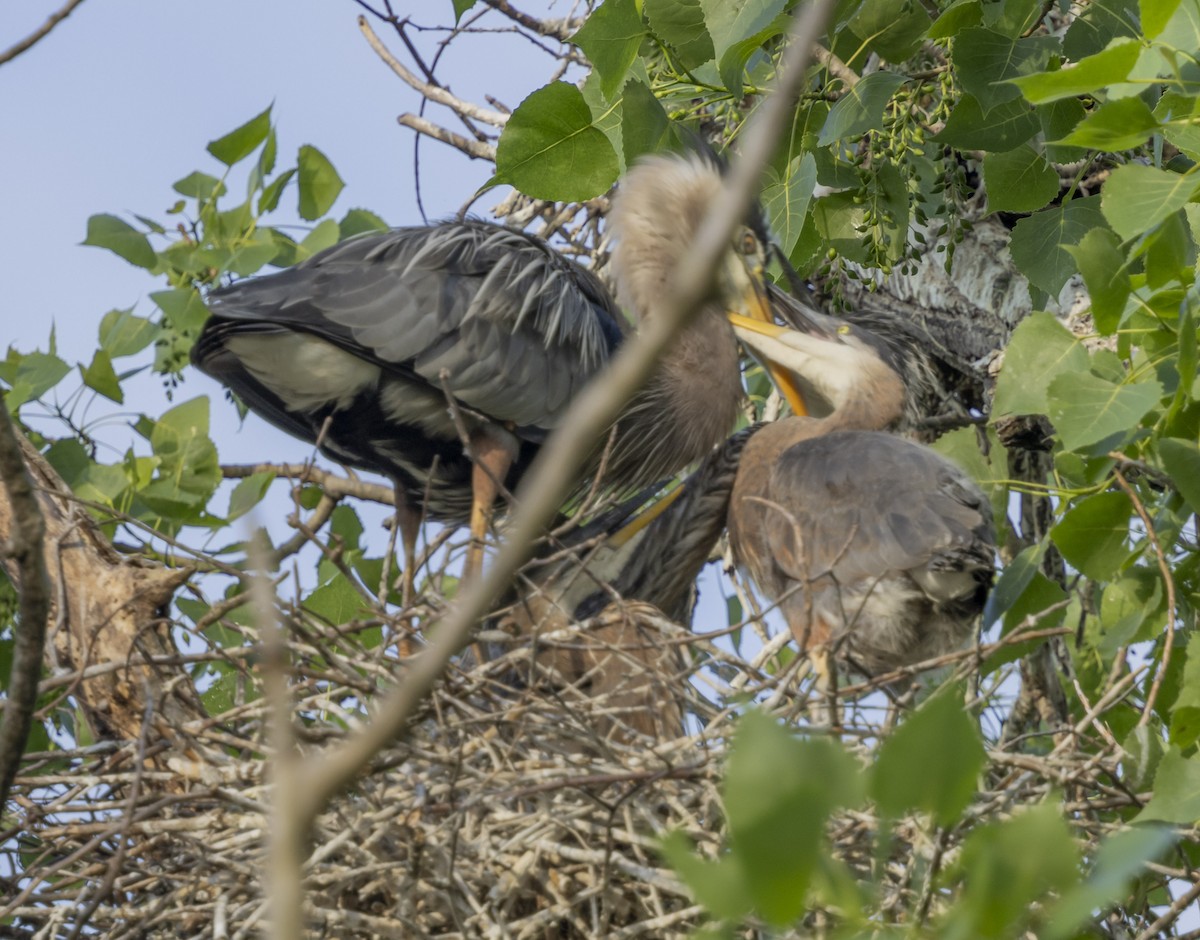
[152, 288, 210, 335]
[1047, 372, 1163, 452]
[1056, 96, 1159, 150]
[494, 82, 621, 202]
[932, 95, 1041, 151]
[1009, 38, 1140, 103]
[761, 153, 816, 257]
[992, 312, 1089, 416]
[303, 575, 369, 624]
[659, 831, 752, 920]
[297, 145, 345, 221]
[338, 207, 389, 240]
[1066, 228, 1129, 334]
[80, 349, 123, 404]
[847, 0, 931, 60]
[207, 106, 273, 167]
[83, 214, 157, 270]
[295, 219, 340, 261]
[1158, 437, 1200, 513]
[1138, 746, 1200, 823]
[1101, 163, 1200, 241]
[1169, 646, 1200, 747]
[571, 0, 645, 101]
[173, 171, 227, 201]
[984, 145, 1059, 213]
[259, 168, 297, 214]
[929, 0, 982, 39]
[227, 471, 275, 520]
[452, 0, 477, 22]
[99, 309, 160, 358]
[644, 0, 713, 69]
[1009, 196, 1106, 297]
[1051, 491, 1132, 581]
[1143, 0, 1185, 38]
[817, 71, 908, 146]
[870, 688, 986, 826]
[700, 0, 786, 96]
[1, 351, 72, 411]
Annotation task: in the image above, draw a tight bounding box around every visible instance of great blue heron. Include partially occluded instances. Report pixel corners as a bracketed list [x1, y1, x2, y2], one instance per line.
[727, 299, 996, 690]
[192, 154, 800, 592]
[499, 426, 757, 743]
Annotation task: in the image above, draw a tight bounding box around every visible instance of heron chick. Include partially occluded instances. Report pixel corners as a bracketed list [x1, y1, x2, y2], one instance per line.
[728, 302, 995, 689]
[192, 154, 798, 593]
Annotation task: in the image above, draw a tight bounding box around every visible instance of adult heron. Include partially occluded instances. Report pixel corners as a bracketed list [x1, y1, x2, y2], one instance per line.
[192, 154, 799, 592]
[728, 300, 995, 689]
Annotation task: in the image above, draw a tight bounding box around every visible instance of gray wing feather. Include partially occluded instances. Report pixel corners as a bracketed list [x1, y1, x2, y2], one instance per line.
[764, 431, 993, 588]
[205, 222, 624, 432]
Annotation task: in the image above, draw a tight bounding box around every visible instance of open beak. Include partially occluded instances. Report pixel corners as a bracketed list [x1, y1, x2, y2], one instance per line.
[726, 274, 811, 417]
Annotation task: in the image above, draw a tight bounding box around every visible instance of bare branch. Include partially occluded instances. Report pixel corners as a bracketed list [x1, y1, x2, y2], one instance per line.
[398, 113, 497, 160]
[0, 0, 88, 68]
[289, 0, 837, 838]
[0, 395, 50, 810]
[220, 463, 395, 505]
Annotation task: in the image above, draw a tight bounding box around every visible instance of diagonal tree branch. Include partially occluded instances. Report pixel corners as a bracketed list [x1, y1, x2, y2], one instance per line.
[290, 0, 837, 837]
[0, 0, 89, 68]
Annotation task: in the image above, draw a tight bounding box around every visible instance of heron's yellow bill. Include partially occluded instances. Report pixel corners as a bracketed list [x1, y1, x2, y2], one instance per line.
[726, 304, 810, 417]
[607, 483, 685, 548]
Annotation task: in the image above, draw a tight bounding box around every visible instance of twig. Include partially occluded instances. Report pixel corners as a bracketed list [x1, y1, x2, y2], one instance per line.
[220, 462, 395, 505]
[0, 0, 87, 68]
[398, 113, 497, 160]
[1133, 875, 1200, 940]
[1113, 470, 1178, 727]
[288, 0, 837, 838]
[0, 395, 50, 811]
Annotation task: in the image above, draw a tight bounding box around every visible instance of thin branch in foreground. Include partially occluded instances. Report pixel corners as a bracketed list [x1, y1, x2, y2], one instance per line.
[0, 0, 88, 68]
[0, 395, 51, 811]
[288, 0, 837, 839]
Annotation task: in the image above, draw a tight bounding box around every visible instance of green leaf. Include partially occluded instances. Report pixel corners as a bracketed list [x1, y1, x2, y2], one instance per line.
[945, 804, 1080, 940]
[1, 350, 72, 411]
[1158, 437, 1200, 513]
[723, 711, 861, 925]
[1040, 97, 1089, 163]
[700, 0, 786, 96]
[659, 831, 752, 921]
[983, 145, 1059, 213]
[297, 144, 345, 221]
[1009, 196, 1106, 297]
[929, 0, 983, 39]
[1051, 491, 1132, 581]
[1066, 228, 1129, 334]
[1047, 372, 1163, 452]
[227, 471, 275, 521]
[259, 168, 296, 214]
[1062, 0, 1140, 58]
[1156, 91, 1200, 161]
[296, 219, 341, 261]
[338, 208, 389, 240]
[1044, 825, 1175, 940]
[846, 0, 931, 60]
[620, 78, 669, 165]
[207, 106, 273, 167]
[870, 688, 985, 826]
[761, 153, 816, 257]
[932, 95, 1041, 151]
[1143, 0, 1185, 38]
[494, 82, 621, 202]
[1138, 746, 1200, 822]
[817, 71, 908, 146]
[99, 309, 159, 358]
[152, 288, 210, 335]
[82, 214, 157, 270]
[173, 171, 227, 201]
[955, 28, 1057, 109]
[452, 0, 477, 23]
[644, 0, 713, 69]
[1056, 96, 1159, 150]
[992, 312, 1089, 416]
[572, 0, 645, 101]
[148, 396, 220, 506]
[1009, 38, 1140, 103]
[1169, 646, 1200, 747]
[303, 574, 368, 624]
[1101, 163, 1200, 241]
[80, 349, 123, 404]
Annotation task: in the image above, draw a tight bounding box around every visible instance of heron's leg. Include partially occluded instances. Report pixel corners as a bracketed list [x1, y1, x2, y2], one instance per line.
[811, 645, 842, 732]
[389, 485, 421, 658]
[465, 427, 518, 584]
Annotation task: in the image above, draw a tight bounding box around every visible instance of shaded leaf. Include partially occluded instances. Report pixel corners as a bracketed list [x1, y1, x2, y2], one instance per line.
[983, 145, 1059, 213]
[621, 78, 669, 165]
[1066, 228, 1129, 334]
[870, 688, 985, 826]
[659, 831, 752, 921]
[644, 0, 714, 69]
[1051, 491, 1132, 581]
[1009, 196, 1105, 297]
[1159, 438, 1200, 514]
[817, 71, 908, 145]
[571, 0, 645, 101]
[761, 153, 816, 257]
[956, 28, 1057, 110]
[932, 95, 1041, 151]
[929, 0, 983, 39]
[303, 575, 368, 624]
[846, 0, 931, 60]
[82, 214, 157, 270]
[1138, 746, 1200, 823]
[494, 82, 620, 201]
[700, 0, 786, 96]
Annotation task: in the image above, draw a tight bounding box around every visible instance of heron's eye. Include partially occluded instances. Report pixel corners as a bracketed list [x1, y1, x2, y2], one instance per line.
[738, 229, 759, 256]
